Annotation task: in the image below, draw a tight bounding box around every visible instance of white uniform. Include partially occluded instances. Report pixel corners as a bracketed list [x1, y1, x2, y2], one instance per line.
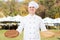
[16, 14, 47, 40]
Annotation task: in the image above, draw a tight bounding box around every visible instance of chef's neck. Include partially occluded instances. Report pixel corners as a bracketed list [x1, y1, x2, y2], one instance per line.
[29, 13, 35, 16]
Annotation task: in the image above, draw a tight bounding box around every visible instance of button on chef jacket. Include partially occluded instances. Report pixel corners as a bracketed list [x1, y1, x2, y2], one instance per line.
[16, 14, 47, 40]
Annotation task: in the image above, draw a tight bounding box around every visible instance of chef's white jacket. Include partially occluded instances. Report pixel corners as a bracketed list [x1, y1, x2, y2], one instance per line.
[16, 14, 47, 40]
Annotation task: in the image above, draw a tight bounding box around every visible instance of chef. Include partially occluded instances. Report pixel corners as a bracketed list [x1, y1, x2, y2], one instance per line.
[16, 1, 48, 40]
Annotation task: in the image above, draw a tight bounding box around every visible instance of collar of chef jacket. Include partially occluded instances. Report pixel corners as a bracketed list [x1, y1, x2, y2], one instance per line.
[27, 14, 36, 18]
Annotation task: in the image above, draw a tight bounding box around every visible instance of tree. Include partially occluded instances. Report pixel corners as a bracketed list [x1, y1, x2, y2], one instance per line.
[39, 0, 58, 18]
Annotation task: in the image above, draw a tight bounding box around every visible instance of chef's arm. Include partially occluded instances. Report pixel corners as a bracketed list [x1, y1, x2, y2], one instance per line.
[16, 22, 24, 34]
[39, 19, 55, 38]
[39, 18, 47, 31]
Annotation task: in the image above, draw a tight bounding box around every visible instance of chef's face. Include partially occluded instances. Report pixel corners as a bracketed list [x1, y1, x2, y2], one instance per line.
[28, 6, 36, 14]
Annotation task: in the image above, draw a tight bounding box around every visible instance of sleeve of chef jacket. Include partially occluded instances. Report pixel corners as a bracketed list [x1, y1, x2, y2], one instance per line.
[16, 20, 24, 33]
[39, 17, 47, 31]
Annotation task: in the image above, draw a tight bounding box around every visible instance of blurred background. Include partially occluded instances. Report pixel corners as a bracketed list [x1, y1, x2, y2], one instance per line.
[0, 0, 60, 18]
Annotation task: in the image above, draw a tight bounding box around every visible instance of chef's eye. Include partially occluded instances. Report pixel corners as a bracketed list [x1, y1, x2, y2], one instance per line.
[29, 7, 34, 8]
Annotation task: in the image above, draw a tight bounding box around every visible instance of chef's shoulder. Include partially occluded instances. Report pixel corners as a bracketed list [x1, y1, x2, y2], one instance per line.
[20, 15, 28, 22]
[22, 15, 29, 20]
[35, 15, 43, 20]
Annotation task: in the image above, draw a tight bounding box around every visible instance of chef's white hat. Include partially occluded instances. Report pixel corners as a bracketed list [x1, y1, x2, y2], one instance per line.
[28, 1, 39, 9]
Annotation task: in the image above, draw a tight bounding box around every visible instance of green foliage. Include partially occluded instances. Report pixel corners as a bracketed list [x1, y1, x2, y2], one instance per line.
[39, 0, 60, 18]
